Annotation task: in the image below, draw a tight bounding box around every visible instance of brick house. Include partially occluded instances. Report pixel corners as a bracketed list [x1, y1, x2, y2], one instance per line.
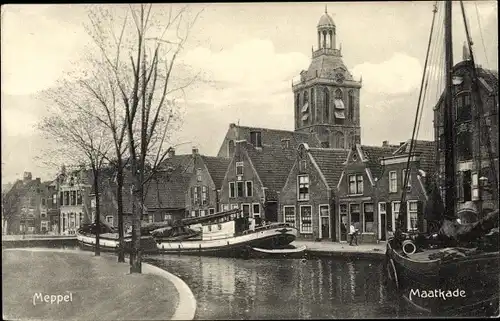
[433, 57, 499, 215]
[279, 143, 348, 240]
[377, 139, 436, 240]
[219, 140, 296, 224]
[186, 148, 231, 217]
[2, 172, 46, 234]
[336, 144, 396, 243]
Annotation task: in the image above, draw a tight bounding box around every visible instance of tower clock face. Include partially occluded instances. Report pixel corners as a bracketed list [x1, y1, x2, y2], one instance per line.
[335, 73, 345, 83]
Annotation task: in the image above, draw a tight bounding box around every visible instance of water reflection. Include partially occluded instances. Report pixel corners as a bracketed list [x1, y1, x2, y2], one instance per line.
[145, 255, 425, 319]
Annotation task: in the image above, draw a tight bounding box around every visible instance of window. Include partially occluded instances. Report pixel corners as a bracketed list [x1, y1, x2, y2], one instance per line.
[193, 186, 199, 204]
[64, 191, 69, 206]
[237, 182, 244, 197]
[324, 88, 330, 122]
[392, 201, 400, 232]
[42, 198, 46, 206]
[71, 191, 77, 205]
[407, 201, 418, 231]
[59, 192, 64, 205]
[389, 171, 398, 193]
[311, 88, 316, 121]
[349, 204, 361, 230]
[196, 168, 202, 182]
[456, 93, 472, 122]
[296, 93, 301, 120]
[299, 159, 307, 172]
[76, 190, 82, 205]
[200, 210, 206, 217]
[402, 169, 411, 190]
[222, 204, 229, 212]
[229, 182, 235, 198]
[319, 205, 329, 217]
[298, 175, 310, 200]
[458, 170, 472, 202]
[201, 186, 208, 205]
[242, 204, 250, 217]
[236, 162, 244, 176]
[471, 173, 479, 200]
[334, 131, 345, 149]
[209, 208, 215, 215]
[456, 129, 473, 161]
[348, 90, 354, 121]
[321, 141, 330, 148]
[281, 139, 290, 149]
[228, 140, 235, 156]
[231, 204, 239, 210]
[348, 174, 363, 194]
[245, 181, 253, 197]
[284, 206, 295, 226]
[300, 206, 312, 233]
[250, 131, 262, 148]
[252, 203, 260, 217]
[53, 194, 57, 205]
[106, 215, 114, 226]
[363, 203, 375, 233]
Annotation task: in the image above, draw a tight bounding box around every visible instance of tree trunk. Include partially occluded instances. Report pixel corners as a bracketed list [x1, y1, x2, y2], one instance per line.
[116, 167, 125, 263]
[93, 167, 101, 256]
[129, 183, 142, 273]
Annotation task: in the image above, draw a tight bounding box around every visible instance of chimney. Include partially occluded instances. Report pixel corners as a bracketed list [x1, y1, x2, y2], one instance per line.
[229, 123, 236, 128]
[192, 147, 199, 155]
[167, 148, 175, 158]
[382, 140, 389, 147]
[36, 178, 41, 184]
[23, 171, 32, 181]
[399, 142, 406, 146]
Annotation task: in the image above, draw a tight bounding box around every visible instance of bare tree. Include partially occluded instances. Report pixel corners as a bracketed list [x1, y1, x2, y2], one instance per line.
[85, 4, 202, 273]
[38, 102, 111, 256]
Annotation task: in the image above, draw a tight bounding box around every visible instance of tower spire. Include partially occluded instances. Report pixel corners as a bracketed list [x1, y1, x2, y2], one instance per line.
[325, 4, 328, 13]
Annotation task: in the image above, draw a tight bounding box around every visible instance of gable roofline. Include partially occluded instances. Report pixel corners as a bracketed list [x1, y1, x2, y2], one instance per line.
[307, 150, 331, 190]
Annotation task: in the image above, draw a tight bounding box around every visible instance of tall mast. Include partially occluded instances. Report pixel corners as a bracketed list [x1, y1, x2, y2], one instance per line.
[443, 0, 456, 219]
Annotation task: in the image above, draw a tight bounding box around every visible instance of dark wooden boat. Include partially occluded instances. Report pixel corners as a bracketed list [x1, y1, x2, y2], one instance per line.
[154, 209, 298, 257]
[248, 245, 307, 259]
[76, 221, 157, 253]
[385, 1, 499, 317]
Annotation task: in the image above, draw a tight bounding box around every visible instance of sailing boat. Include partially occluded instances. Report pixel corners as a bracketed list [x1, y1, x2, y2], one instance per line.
[385, 1, 499, 317]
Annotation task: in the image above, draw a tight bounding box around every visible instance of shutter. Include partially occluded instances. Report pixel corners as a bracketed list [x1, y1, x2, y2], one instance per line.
[206, 186, 210, 204]
[457, 172, 464, 202]
[197, 186, 201, 204]
[417, 200, 424, 233]
[386, 202, 392, 231]
[190, 187, 194, 204]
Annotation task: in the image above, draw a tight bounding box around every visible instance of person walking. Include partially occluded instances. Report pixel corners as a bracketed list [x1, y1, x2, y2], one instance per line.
[349, 224, 358, 246]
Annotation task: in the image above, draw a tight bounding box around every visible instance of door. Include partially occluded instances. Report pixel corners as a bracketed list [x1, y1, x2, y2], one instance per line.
[321, 217, 330, 239]
[340, 204, 348, 242]
[380, 214, 386, 241]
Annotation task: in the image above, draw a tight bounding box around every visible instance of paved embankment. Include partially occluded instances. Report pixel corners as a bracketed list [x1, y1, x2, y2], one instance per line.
[2, 248, 195, 320]
[292, 240, 387, 260]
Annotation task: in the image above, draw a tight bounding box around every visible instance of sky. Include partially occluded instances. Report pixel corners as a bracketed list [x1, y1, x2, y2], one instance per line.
[1, 2, 498, 183]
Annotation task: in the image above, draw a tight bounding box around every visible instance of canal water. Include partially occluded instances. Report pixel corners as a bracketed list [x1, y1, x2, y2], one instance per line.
[145, 255, 427, 319]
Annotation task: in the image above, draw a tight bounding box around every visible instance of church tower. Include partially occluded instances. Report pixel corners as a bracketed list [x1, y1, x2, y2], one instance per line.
[293, 7, 362, 149]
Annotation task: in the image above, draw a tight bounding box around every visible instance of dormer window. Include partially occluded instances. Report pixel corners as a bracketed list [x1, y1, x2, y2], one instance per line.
[281, 139, 290, 149]
[250, 131, 262, 148]
[236, 162, 244, 176]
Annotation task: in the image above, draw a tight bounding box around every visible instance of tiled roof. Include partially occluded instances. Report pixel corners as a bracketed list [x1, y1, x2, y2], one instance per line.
[361, 145, 399, 179]
[308, 148, 349, 189]
[303, 53, 354, 82]
[231, 124, 321, 149]
[244, 142, 296, 201]
[201, 156, 231, 189]
[392, 139, 436, 175]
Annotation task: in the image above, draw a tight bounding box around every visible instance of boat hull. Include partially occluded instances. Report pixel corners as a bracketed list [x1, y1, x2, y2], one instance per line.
[155, 226, 298, 258]
[248, 245, 307, 259]
[76, 232, 158, 254]
[385, 238, 500, 317]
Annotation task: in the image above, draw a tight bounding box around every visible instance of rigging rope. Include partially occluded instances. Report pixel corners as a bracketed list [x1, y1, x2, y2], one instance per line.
[398, 1, 440, 232]
[474, 2, 490, 69]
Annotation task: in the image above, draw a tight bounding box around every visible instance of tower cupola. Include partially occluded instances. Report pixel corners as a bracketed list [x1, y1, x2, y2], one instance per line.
[317, 6, 336, 50]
